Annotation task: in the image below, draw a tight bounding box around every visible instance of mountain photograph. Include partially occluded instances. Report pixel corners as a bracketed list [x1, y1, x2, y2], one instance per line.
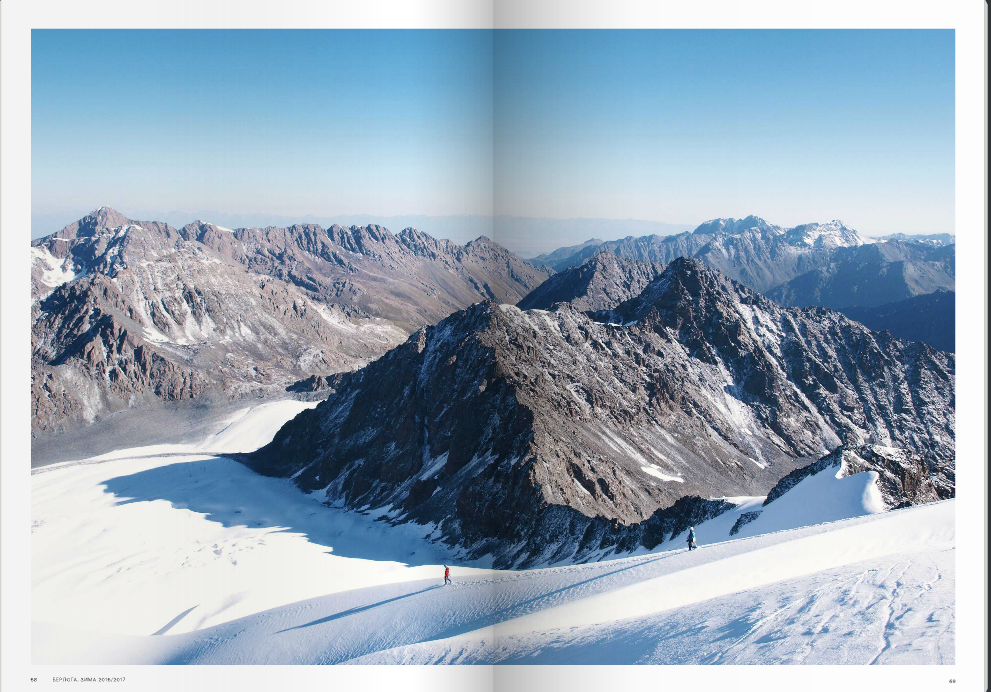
[7, 22, 979, 687]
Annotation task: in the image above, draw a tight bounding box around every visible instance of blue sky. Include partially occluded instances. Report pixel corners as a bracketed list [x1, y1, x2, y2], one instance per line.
[32, 30, 494, 228]
[33, 29, 953, 240]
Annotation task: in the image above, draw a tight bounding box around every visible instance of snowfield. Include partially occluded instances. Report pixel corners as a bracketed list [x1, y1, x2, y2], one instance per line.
[31, 401, 954, 665]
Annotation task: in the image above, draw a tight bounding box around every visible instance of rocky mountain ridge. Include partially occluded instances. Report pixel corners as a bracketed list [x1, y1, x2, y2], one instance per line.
[250, 258, 954, 567]
[517, 252, 665, 312]
[30, 207, 548, 437]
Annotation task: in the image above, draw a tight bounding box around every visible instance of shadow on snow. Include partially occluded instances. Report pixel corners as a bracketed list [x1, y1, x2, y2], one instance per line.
[100, 455, 453, 567]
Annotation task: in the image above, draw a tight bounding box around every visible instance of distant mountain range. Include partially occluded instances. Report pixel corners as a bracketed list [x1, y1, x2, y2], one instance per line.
[520, 234, 954, 355]
[251, 257, 954, 566]
[870, 232, 955, 246]
[527, 216, 867, 275]
[31, 207, 548, 437]
[32, 210, 696, 256]
[526, 215, 954, 312]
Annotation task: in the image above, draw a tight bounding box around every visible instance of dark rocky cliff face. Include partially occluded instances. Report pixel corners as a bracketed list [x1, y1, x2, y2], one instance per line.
[250, 258, 955, 567]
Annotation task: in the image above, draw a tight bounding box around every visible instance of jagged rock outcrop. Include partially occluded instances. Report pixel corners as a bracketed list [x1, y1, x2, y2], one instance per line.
[763, 444, 949, 510]
[250, 258, 954, 566]
[286, 373, 346, 393]
[730, 510, 762, 536]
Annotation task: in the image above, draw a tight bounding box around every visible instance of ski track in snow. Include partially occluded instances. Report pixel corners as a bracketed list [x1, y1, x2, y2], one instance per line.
[31, 400, 954, 665]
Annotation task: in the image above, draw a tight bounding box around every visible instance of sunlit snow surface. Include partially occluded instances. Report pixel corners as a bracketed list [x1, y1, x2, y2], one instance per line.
[32, 400, 954, 664]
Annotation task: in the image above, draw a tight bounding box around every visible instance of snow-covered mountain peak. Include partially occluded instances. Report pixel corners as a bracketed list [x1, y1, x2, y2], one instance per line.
[784, 220, 865, 249]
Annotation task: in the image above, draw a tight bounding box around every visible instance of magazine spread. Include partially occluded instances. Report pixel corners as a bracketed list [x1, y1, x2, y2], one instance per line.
[1, 1, 987, 690]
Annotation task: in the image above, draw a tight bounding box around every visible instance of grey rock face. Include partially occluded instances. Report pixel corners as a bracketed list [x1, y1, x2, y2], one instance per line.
[31, 208, 547, 436]
[730, 510, 762, 536]
[286, 373, 344, 394]
[185, 222, 549, 332]
[763, 444, 948, 510]
[31, 249, 401, 436]
[250, 258, 954, 566]
[517, 252, 665, 312]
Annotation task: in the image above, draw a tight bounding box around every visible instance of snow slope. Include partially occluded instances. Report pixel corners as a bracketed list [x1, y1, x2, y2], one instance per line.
[32, 401, 491, 639]
[358, 547, 953, 665]
[31, 400, 954, 665]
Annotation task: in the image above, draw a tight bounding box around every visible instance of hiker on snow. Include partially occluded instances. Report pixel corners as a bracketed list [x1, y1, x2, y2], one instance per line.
[687, 526, 697, 551]
[444, 565, 452, 586]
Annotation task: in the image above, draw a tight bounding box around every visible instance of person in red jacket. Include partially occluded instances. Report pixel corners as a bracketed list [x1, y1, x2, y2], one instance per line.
[443, 565, 451, 586]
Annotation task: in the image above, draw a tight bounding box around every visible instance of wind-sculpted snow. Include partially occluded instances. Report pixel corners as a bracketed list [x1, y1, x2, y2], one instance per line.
[352, 547, 952, 665]
[763, 444, 946, 511]
[253, 258, 954, 566]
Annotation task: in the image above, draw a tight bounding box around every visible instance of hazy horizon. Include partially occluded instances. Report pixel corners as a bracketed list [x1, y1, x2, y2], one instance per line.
[31, 206, 952, 258]
[33, 29, 954, 250]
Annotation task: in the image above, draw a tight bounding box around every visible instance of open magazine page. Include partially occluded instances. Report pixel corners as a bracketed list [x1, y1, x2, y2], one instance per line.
[1, 1, 987, 691]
